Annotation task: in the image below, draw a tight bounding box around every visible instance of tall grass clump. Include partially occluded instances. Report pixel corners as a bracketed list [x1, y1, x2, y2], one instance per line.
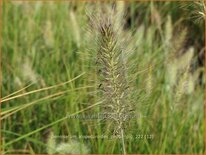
[88, 6, 134, 154]
[1, 1, 204, 154]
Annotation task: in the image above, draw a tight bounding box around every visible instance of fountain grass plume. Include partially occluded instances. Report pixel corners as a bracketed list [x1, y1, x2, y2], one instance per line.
[88, 6, 134, 154]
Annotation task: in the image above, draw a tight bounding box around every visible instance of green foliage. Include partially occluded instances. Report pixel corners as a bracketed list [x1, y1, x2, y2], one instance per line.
[1, 1, 204, 154]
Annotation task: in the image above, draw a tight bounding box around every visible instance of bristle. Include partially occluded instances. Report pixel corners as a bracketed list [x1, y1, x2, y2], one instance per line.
[89, 8, 131, 154]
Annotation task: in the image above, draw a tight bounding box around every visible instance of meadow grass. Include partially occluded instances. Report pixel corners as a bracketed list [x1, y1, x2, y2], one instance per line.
[1, 1, 204, 154]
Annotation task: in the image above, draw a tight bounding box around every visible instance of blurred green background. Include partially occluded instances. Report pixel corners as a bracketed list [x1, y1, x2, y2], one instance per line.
[1, 0, 205, 154]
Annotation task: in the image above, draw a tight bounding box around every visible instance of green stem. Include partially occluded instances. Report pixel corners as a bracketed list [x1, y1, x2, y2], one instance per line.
[121, 128, 126, 154]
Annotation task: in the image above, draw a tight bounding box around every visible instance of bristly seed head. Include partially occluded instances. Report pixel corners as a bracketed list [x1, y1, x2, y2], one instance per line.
[89, 8, 133, 135]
